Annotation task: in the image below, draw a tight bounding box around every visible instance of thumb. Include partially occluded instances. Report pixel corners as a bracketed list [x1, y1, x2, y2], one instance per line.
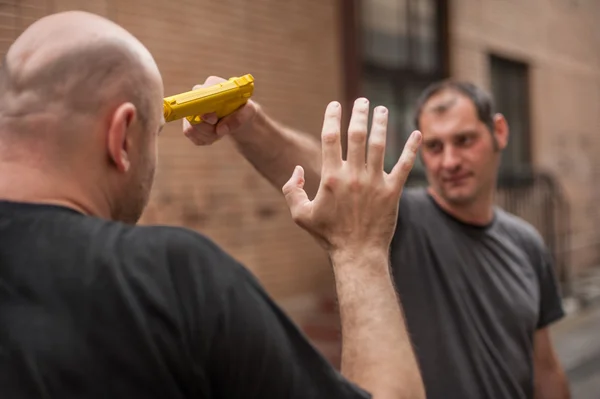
[282, 166, 311, 223]
[390, 130, 422, 188]
[215, 100, 258, 137]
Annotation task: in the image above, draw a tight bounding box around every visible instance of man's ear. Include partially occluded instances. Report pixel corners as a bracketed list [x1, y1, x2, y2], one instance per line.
[492, 113, 509, 151]
[107, 103, 137, 173]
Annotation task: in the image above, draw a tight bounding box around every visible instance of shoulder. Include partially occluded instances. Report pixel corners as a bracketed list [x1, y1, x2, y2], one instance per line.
[400, 186, 429, 206]
[391, 187, 437, 247]
[397, 186, 441, 228]
[128, 224, 230, 259]
[88, 220, 246, 288]
[398, 186, 430, 216]
[124, 224, 243, 274]
[495, 209, 547, 251]
[494, 209, 553, 270]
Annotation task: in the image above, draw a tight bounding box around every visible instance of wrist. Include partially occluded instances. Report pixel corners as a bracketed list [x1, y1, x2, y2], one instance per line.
[328, 246, 391, 268]
[229, 101, 267, 143]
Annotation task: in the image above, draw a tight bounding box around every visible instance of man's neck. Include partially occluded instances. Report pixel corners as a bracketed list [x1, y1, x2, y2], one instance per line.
[426, 186, 495, 226]
[0, 161, 110, 220]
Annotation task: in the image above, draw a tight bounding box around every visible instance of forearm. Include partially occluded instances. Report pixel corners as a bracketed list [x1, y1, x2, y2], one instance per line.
[331, 249, 425, 399]
[534, 369, 570, 399]
[533, 328, 570, 399]
[230, 105, 322, 199]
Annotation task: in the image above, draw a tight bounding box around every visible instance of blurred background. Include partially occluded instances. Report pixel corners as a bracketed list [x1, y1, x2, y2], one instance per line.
[1, 0, 599, 397]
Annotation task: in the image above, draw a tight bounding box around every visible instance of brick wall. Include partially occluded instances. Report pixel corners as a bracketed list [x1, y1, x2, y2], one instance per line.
[450, 0, 600, 274]
[0, 0, 344, 364]
[120, 0, 344, 301]
[2, 0, 345, 298]
[3, 0, 599, 368]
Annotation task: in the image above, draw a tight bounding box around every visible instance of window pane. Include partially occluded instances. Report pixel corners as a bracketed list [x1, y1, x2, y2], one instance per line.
[363, 74, 426, 173]
[410, 0, 438, 73]
[363, 75, 403, 171]
[361, 0, 409, 68]
[395, 82, 427, 173]
[490, 55, 531, 172]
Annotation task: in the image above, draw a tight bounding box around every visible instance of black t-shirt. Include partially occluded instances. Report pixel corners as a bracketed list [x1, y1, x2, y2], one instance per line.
[0, 200, 371, 399]
[391, 188, 565, 399]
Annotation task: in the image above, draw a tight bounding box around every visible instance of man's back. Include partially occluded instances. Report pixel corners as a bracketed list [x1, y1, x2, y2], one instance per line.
[0, 200, 370, 398]
[391, 188, 565, 399]
[0, 200, 225, 398]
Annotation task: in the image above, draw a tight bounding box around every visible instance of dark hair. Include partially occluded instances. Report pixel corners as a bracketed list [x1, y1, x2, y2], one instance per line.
[413, 80, 496, 134]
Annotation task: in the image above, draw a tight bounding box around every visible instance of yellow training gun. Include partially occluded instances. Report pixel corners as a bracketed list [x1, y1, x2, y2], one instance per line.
[163, 74, 254, 125]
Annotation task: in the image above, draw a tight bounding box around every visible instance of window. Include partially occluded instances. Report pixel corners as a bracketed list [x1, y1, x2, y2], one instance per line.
[489, 55, 532, 179]
[347, 0, 448, 177]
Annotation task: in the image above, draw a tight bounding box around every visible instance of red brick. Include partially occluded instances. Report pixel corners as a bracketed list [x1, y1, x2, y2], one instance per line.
[1, 2, 599, 369]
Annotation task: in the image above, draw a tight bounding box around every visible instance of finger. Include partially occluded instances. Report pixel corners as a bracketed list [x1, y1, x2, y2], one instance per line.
[346, 98, 370, 170]
[183, 121, 202, 145]
[184, 128, 220, 146]
[183, 118, 220, 146]
[282, 166, 311, 224]
[200, 113, 218, 125]
[183, 114, 218, 135]
[192, 77, 223, 126]
[192, 77, 225, 126]
[389, 130, 422, 188]
[183, 117, 217, 137]
[215, 100, 258, 137]
[367, 106, 388, 174]
[321, 101, 343, 172]
[193, 76, 226, 90]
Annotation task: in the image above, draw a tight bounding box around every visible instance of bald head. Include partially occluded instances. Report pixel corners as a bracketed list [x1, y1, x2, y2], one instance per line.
[0, 11, 162, 138]
[0, 11, 164, 224]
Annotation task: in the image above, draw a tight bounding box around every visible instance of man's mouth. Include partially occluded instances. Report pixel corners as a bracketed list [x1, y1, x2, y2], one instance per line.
[442, 174, 471, 184]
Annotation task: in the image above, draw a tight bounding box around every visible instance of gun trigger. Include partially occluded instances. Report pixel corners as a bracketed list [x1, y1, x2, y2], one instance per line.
[187, 115, 203, 125]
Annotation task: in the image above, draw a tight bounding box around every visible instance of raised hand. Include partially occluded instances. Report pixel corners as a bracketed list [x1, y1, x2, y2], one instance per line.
[282, 98, 422, 254]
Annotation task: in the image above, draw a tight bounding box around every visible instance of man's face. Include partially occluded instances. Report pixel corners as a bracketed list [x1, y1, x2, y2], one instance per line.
[418, 90, 507, 207]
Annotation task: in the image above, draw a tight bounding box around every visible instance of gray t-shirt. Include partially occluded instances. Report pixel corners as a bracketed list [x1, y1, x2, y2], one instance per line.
[391, 188, 564, 399]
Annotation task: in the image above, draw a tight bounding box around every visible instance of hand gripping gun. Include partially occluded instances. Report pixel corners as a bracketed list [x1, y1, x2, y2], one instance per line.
[163, 74, 254, 125]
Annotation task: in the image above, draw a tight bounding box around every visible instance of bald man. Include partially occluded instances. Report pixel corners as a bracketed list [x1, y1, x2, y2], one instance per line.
[0, 11, 425, 399]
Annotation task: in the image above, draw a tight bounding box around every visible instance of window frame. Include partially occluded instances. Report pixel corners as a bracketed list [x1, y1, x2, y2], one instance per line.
[340, 0, 450, 184]
[489, 53, 534, 188]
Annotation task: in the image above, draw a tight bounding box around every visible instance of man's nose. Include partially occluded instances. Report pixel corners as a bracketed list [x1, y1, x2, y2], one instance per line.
[441, 147, 461, 171]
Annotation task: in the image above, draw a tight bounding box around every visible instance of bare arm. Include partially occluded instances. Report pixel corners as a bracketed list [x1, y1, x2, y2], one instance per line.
[185, 77, 425, 398]
[183, 77, 323, 199]
[280, 99, 425, 398]
[229, 106, 322, 199]
[331, 249, 423, 398]
[533, 328, 570, 399]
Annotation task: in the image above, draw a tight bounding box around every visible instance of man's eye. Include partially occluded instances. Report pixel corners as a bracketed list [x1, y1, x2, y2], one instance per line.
[425, 142, 442, 152]
[457, 136, 473, 146]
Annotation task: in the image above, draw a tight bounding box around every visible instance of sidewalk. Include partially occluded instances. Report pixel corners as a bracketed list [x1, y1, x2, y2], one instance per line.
[551, 303, 600, 398]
